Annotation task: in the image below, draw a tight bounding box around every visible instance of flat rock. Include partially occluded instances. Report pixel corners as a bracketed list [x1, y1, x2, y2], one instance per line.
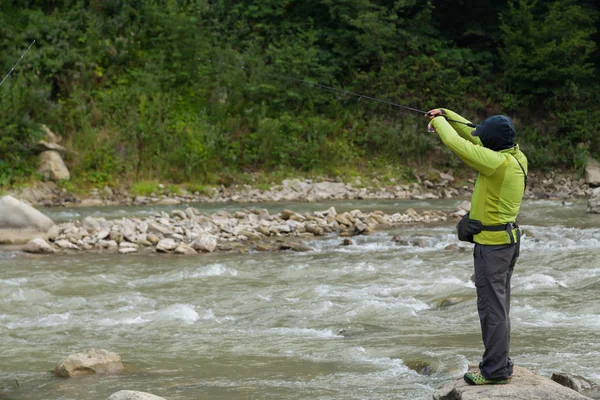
[433, 366, 592, 400]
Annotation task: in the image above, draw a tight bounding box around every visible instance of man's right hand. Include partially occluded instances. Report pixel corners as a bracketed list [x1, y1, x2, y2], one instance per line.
[425, 109, 443, 120]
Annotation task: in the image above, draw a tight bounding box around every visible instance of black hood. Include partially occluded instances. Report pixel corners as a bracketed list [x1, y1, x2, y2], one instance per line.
[473, 115, 516, 151]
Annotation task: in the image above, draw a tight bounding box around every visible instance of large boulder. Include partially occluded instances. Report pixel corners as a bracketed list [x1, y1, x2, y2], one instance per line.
[54, 349, 124, 378]
[107, 391, 167, 400]
[433, 366, 592, 400]
[0, 196, 56, 244]
[585, 159, 600, 187]
[37, 150, 70, 181]
[588, 187, 600, 214]
[0, 196, 54, 230]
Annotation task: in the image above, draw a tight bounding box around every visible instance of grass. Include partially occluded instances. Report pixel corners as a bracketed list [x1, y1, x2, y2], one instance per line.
[130, 180, 160, 196]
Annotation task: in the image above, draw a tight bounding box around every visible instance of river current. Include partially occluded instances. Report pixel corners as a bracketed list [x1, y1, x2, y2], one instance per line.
[1, 199, 599, 399]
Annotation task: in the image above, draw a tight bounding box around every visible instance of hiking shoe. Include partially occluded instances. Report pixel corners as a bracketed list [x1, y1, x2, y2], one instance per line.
[463, 371, 509, 385]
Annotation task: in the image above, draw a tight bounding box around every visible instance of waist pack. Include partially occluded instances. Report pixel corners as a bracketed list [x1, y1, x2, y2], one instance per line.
[456, 212, 520, 245]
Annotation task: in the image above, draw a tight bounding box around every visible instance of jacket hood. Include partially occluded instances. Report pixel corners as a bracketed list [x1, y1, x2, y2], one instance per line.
[473, 115, 516, 151]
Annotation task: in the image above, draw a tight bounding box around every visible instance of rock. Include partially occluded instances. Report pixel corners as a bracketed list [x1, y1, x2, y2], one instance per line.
[23, 238, 56, 254]
[354, 220, 367, 233]
[0, 195, 55, 232]
[118, 247, 138, 254]
[335, 214, 351, 226]
[404, 359, 434, 376]
[279, 241, 312, 252]
[433, 366, 592, 400]
[255, 244, 271, 252]
[584, 159, 600, 187]
[107, 390, 167, 400]
[156, 238, 178, 252]
[37, 150, 70, 181]
[54, 349, 124, 378]
[146, 233, 160, 245]
[457, 200, 471, 212]
[35, 140, 67, 156]
[55, 239, 79, 250]
[440, 172, 455, 182]
[109, 231, 124, 243]
[174, 243, 197, 255]
[40, 124, 61, 144]
[147, 221, 171, 236]
[552, 372, 600, 398]
[305, 224, 324, 236]
[190, 235, 217, 253]
[79, 199, 105, 207]
[587, 187, 600, 214]
[444, 244, 460, 251]
[522, 229, 536, 238]
[342, 238, 354, 246]
[171, 210, 187, 220]
[437, 297, 463, 307]
[156, 197, 180, 205]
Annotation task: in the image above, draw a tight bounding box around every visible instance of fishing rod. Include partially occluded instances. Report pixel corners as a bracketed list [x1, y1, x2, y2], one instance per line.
[205, 59, 476, 128]
[0, 40, 36, 88]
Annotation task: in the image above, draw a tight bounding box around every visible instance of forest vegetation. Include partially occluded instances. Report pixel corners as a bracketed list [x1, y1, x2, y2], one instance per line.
[1, 0, 599, 190]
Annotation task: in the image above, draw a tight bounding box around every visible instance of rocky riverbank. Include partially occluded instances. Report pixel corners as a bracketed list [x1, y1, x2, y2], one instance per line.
[9, 169, 597, 209]
[17, 202, 460, 255]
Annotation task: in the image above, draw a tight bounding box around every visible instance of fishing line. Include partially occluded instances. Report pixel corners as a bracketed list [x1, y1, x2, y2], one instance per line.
[204, 58, 476, 127]
[0, 40, 35, 88]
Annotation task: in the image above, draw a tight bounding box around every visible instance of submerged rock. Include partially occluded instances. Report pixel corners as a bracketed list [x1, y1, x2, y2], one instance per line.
[54, 349, 124, 378]
[404, 359, 434, 376]
[433, 366, 592, 400]
[107, 391, 166, 400]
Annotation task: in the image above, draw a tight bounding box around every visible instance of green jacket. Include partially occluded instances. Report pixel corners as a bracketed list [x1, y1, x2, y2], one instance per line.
[431, 109, 528, 245]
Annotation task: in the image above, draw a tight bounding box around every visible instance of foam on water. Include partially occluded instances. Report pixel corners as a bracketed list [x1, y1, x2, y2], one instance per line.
[0, 277, 28, 286]
[266, 327, 341, 338]
[512, 304, 600, 329]
[513, 273, 567, 291]
[153, 303, 199, 324]
[6, 312, 71, 329]
[127, 263, 238, 287]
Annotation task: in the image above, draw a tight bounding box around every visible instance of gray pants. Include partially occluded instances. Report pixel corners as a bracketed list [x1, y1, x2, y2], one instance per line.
[474, 243, 519, 380]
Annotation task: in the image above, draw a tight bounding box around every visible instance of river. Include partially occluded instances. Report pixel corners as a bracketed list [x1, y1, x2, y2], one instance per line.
[1, 199, 599, 399]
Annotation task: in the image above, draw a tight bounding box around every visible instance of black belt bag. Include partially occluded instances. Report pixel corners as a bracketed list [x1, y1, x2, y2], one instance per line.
[456, 212, 520, 246]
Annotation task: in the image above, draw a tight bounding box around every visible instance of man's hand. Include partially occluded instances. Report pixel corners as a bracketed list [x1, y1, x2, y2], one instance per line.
[425, 109, 443, 132]
[425, 109, 443, 120]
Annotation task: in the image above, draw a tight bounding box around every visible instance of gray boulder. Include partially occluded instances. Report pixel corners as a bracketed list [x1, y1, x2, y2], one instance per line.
[433, 366, 592, 400]
[54, 349, 124, 378]
[585, 159, 600, 187]
[37, 150, 70, 181]
[0, 196, 56, 244]
[0, 196, 54, 231]
[107, 391, 166, 400]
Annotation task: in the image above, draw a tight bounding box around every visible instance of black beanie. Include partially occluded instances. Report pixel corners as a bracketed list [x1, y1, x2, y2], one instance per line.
[473, 115, 516, 151]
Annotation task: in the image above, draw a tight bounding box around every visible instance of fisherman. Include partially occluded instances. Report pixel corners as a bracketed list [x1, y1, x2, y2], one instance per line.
[426, 109, 527, 385]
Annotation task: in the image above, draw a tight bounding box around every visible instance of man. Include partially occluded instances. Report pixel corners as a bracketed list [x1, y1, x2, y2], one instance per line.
[426, 108, 528, 385]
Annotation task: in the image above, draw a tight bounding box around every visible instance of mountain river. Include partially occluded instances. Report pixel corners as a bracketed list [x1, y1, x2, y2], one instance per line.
[1, 199, 599, 399]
